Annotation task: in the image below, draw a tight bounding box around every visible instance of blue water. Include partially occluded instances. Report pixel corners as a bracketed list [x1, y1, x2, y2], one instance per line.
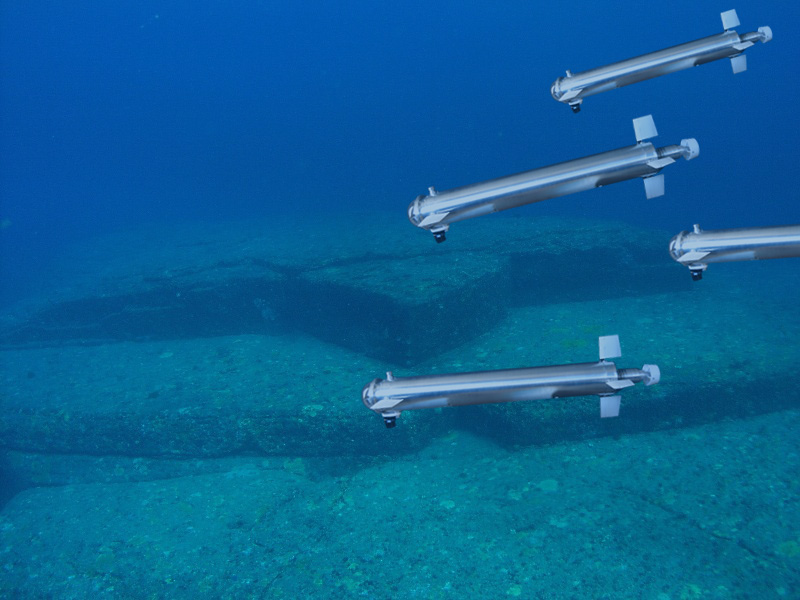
[1, 0, 798, 306]
[2, 3, 800, 597]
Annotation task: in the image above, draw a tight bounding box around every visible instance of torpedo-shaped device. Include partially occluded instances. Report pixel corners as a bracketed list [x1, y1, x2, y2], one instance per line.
[669, 223, 800, 281]
[408, 115, 698, 242]
[551, 9, 772, 113]
[362, 335, 660, 428]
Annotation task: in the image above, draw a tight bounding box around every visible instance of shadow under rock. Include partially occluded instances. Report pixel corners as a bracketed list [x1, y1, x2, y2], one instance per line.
[448, 377, 800, 450]
[0, 457, 27, 511]
[505, 245, 690, 307]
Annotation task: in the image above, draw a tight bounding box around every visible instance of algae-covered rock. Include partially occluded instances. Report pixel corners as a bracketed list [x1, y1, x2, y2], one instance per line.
[1, 213, 798, 485]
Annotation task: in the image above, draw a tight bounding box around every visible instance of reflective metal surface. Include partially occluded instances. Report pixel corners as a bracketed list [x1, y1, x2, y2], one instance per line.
[669, 224, 800, 279]
[362, 336, 660, 427]
[408, 116, 697, 241]
[551, 10, 772, 111]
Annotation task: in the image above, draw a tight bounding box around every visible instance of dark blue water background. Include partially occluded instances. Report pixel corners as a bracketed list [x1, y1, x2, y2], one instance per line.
[1, 0, 797, 306]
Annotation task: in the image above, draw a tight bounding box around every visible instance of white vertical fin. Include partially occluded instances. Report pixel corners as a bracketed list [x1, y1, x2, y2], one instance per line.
[731, 54, 747, 73]
[600, 395, 621, 418]
[633, 115, 658, 143]
[721, 9, 740, 30]
[599, 335, 622, 361]
[644, 174, 665, 199]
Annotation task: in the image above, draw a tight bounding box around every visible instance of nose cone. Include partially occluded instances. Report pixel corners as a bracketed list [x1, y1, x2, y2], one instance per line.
[408, 195, 424, 227]
[550, 78, 564, 101]
[362, 379, 379, 409]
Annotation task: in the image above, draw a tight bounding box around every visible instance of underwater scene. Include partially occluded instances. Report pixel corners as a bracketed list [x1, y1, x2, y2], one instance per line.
[1, 1, 799, 599]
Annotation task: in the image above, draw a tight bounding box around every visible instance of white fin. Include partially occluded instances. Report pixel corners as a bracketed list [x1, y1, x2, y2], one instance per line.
[678, 250, 711, 264]
[371, 398, 404, 411]
[599, 335, 621, 360]
[647, 157, 676, 170]
[644, 174, 665, 199]
[607, 379, 635, 390]
[560, 88, 582, 101]
[730, 54, 747, 73]
[600, 395, 621, 418]
[419, 213, 447, 227]
[721, 9, 740, 30]
[633, 115, 658, 143]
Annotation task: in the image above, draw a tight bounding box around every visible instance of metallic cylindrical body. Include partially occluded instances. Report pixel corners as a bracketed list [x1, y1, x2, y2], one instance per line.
[363, 361, 630, 413]
[669, 224, 800, 265]
[552, 32, 741, 103]
[551, 27, 770, 107]
[408, 143, 662, 231]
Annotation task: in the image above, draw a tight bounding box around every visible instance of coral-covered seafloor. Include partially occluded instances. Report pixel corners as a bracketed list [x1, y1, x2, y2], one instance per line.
[1, 214, 798, 599]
